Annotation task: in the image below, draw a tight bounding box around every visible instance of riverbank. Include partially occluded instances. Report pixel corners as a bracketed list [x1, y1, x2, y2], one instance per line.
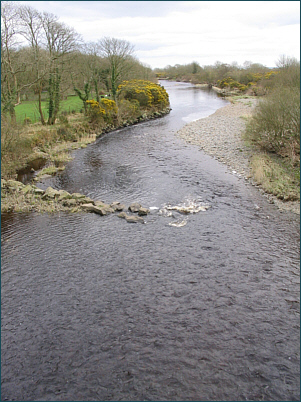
[1, 107, 170, 214]
[176, 98, 300, 214]
[2, 106, 171, 179]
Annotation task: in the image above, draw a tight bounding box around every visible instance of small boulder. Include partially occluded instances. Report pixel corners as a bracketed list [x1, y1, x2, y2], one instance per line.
[42, 187, 60, 199]
[110, 202, 125, 211]
[71, 192, 87, 200]
[128, 203, 142, 213]
[138, 207, 150, 216]
[81, 203, 113, 215]
[94, 202, 115, 213]
[57, 190, 72, 201]
[81, 203, 96, 212]
[82, 197, 95, 204]
[102, 205, 115, 214]
[94, 200, 106, 207]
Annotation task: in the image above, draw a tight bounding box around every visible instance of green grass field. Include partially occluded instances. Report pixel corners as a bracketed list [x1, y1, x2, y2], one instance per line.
[15, 95, 84, 123]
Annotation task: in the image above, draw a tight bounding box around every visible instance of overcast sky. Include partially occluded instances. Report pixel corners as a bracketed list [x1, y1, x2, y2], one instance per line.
[16, 1, 300, 69]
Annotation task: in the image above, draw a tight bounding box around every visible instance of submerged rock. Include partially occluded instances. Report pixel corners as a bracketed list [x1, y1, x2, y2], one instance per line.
[81, 203, 114, 215]
[125, 215, 145, 223]
[118, 212, 144, 223]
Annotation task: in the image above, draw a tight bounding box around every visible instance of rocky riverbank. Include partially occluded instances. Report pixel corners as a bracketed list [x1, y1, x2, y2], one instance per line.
[1, 179, 150, 223]
[176, 98, 300, 214]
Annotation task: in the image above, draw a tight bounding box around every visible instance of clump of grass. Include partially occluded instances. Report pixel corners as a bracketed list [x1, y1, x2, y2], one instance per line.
[35, 165, 65, 180]
[1, 192, 81, 213]
[50, 151, 73, 164]
[250, 153, 300, 201]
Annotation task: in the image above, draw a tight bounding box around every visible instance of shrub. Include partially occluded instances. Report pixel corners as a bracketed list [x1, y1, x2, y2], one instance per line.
[57, 126, 77, 142]
[245, 58, 300, 166]
[118, 99, 141, 121]
[117, 80, 169, 110]
[246, 87, 300, 159]
[1, 114, 32, 178]
[58, 114, 69, 124]
[86, 98, 118, 125]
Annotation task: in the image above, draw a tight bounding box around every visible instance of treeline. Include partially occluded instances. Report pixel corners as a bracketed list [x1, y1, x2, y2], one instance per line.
[157, 57, 300, 161]
[155, 61, 280, 95]
[1, 1, 156, 125]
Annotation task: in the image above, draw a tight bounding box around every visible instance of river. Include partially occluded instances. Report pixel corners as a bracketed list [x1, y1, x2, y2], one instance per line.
[1, 81, 300, 401]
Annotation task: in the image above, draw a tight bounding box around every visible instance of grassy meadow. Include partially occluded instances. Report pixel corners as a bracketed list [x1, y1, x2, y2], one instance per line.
[15, 95, 84, 124]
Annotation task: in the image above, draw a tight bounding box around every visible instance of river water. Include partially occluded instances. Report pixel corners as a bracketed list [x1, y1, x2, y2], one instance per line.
[1, 81, 300, 401]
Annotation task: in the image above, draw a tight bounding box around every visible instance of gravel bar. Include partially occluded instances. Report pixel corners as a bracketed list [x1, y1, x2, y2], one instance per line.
[176, 98, 300, 214]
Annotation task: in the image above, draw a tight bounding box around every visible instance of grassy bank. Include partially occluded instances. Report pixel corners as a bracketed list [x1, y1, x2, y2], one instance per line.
[249, 152, 299, 202]
[242, 79, 299, 205]
[1, 112, 98, 180]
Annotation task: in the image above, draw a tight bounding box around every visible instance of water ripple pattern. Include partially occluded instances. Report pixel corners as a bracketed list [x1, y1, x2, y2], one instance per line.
[1, 82, 300, 401]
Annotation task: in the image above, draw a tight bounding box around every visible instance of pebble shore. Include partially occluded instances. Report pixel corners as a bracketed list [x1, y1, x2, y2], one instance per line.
[176, 98, 300, 214]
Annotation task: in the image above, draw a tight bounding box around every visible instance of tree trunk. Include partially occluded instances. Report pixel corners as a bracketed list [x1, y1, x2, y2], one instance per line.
[38, 85, 46, 125]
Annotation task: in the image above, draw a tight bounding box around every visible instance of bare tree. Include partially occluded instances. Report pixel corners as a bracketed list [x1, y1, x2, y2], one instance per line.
[41, 11, 80, 124]
[18, 4, 48, 124]
[97, 37, 134, 99]
[17, 5, 81, 124]
[1, 1, 26, 117]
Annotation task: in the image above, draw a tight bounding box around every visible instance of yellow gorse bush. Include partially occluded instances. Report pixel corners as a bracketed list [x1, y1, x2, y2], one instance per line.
[86, 99, 106, 116]
[117, 80, 169, 109]
[86, 98, 118, 124]
[99, 98, 118, 113]
[217, 71, 279, 92]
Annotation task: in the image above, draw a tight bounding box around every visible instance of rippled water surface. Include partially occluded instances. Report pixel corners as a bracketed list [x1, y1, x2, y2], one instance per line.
[1, 82, 300, 401]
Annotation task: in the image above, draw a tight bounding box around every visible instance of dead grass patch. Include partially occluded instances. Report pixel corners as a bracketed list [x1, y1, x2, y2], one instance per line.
[250, 153, 300, 201]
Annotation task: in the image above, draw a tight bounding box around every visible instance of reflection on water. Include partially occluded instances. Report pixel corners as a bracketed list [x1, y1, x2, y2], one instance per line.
[1, 81, 300, 401]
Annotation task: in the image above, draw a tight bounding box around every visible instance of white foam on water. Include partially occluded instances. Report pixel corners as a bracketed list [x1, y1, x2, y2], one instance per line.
[168, 219, 188, 227]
